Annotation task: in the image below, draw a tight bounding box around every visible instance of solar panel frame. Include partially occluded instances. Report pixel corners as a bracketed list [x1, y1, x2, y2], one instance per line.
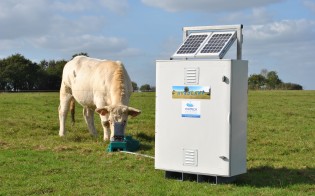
[196, 31, 236, 59]
[172, 32, 212, 58]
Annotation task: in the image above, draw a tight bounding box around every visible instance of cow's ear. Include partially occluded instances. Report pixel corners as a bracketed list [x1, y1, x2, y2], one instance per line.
[128, 107, 141, 117]
[95, 107, 110, 116]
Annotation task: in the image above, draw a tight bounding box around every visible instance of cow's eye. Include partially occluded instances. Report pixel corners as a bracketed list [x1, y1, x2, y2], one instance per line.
[103, 121, 110, 127]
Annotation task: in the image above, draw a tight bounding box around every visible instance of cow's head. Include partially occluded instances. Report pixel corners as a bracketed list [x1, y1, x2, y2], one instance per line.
[95, 105, 141, 140]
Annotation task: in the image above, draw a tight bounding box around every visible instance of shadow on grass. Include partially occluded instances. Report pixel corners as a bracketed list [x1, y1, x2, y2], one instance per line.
[236, 166, 315, 188]
[139, 143, 153, 151]
[133, 132, 154, 151]
[135, 132, 155, 142]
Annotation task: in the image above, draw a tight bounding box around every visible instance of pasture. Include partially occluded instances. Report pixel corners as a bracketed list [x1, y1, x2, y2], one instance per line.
[0, 91, 314, 195]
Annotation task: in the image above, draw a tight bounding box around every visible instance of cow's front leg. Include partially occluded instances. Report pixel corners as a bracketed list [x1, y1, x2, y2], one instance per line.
[101, 120, 111, 141]
[59, 84, 73, 137]
[83, 107, 98, 137]
[95, 107, 112, 141]
[110, 128, 115, 140]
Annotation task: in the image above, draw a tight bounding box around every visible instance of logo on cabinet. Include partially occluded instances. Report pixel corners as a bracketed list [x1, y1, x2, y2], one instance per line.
[182, 101, 200, 118]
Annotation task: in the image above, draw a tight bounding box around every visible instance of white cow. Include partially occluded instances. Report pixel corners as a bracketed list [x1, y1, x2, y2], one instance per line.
[58, 56, 141, 141]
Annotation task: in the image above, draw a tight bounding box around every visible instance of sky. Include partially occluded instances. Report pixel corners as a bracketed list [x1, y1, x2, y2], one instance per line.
[0, 0, 314, 89]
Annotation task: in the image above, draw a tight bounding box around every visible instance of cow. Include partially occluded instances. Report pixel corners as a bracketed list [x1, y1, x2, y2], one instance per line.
[58, 56, 141, 141]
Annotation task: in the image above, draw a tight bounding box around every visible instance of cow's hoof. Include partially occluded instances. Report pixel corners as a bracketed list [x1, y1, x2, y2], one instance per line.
[103, 137, 109, 142]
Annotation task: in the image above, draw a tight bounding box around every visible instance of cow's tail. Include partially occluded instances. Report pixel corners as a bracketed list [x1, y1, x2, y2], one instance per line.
[70, 98, 75, 126]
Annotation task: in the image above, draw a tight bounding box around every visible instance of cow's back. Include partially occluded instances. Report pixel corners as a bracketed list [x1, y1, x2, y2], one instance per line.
[61, 56, 132, 107]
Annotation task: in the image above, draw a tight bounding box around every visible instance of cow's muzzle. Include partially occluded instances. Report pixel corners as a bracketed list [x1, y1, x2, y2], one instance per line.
[111, 122, 126, 141]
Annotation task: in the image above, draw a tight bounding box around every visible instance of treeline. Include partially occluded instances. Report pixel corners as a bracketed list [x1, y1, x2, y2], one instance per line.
[0, 54, 66, 91]
[248, 69, 303, 90]
[0, 53, 151, 92]
[132, 83, 156, 92]
[1, 54, 302, 91]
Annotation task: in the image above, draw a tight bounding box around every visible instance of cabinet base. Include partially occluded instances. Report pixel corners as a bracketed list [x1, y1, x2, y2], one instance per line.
[165, 171, 237, 184]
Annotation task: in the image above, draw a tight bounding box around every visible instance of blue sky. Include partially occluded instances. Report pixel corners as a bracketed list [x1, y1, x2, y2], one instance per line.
[0, 0, 314, 89]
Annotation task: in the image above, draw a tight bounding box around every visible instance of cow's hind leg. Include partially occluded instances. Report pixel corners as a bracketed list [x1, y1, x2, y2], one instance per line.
[59, 84, 73, 136]
[83, 107, 98, 137]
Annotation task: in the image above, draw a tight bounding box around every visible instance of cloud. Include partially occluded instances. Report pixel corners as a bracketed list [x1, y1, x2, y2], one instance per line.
[29, 34, 139, 60]
[141, 0, 284, 12]
[0, 0, 111, 40]
[0, 0, 132, 40]
[0, 0, 51, 39]
[49, 15, 106, 36]
[99, 0, 129, 13]
[303, 0, 315, 13]
[244, 19, 315, 64]
[0, 0, 137, 60]
[244, 19, 314, 51]
[243, 19, 315, 89]
[52, 0, 94, 12]
[220, 8, 274, 25]
[0, 39, 25, 51]
[32, 34, 125, 50]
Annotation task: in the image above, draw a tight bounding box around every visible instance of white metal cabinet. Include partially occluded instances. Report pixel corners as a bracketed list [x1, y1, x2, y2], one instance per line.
[155, 59, 248, 178]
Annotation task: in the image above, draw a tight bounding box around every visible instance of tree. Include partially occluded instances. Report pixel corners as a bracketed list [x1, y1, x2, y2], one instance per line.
[72, 52, 89, 59]
[248, 74, 267, 90]
[0, 54, 41, 91]
[266, 71, 282, 89]
[140, 84, 151, 92]
[38, 59, 67, 90]
[131, 81, 138, 91]
[279, 83, 303, 90]
[248, 69, 302, 90]
[260, 69, 268, 78]
[0, 60, 7, 90]
[184, 86, 189, 92]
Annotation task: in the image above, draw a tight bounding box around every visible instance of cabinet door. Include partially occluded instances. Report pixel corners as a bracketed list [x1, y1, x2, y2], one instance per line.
[155, 60, 232, 176]
[196, 62, 231, 176]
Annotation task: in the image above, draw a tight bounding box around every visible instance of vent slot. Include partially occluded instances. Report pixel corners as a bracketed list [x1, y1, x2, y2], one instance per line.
[183, 149, 198, 166]
[184, 67, 199, 85]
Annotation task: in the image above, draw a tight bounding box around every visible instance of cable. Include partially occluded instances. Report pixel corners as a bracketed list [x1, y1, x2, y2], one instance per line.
[120, 151, 155, 159]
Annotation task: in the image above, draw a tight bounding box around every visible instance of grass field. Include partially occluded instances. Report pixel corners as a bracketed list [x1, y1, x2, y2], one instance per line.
[0, 91, 314, 195]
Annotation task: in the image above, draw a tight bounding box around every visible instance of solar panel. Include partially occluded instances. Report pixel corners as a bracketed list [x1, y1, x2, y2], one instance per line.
[171, 31, 236, 59]
[196, 31, 236, 59]
[172, 33, 211, 58]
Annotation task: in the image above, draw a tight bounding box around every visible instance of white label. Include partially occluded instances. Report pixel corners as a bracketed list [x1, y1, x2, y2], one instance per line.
[181, 101, 201, 118]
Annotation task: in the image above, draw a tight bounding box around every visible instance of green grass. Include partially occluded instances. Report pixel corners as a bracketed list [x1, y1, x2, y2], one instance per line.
[0, 91, 314, 195]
